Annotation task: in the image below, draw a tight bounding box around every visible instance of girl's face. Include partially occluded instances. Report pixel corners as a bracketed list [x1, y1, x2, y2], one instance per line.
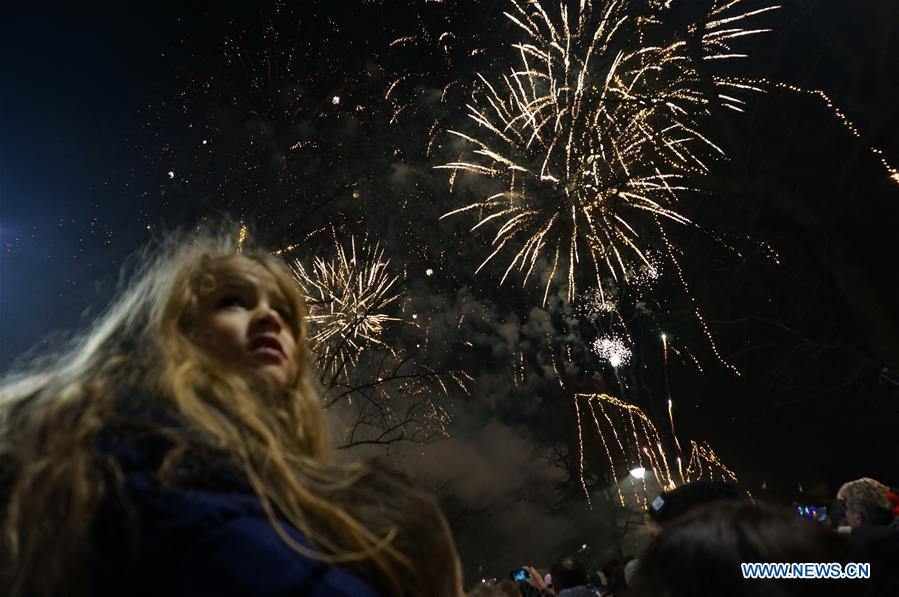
[190, 257, 300, 389]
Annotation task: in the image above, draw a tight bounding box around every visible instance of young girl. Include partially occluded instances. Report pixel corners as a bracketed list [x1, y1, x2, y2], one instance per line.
[0, 226, 463, 596]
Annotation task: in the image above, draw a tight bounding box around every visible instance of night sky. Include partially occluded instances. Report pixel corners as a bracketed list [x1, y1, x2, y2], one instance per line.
[2, 0, 898, 580]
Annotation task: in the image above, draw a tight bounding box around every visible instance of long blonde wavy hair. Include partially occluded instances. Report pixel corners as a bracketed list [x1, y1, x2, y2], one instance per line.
[0, 224, 412, 596]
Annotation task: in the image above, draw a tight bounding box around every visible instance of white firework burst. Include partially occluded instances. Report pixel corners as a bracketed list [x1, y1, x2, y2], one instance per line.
[592, 334, 632, 368]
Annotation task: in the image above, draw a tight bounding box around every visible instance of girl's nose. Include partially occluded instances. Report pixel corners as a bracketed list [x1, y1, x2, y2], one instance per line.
[251, 303, 283, 332]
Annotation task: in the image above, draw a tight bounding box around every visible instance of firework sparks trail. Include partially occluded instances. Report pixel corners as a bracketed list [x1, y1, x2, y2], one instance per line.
[712, 78, 899, 185]
[657, 218, 741, 374]
[574, 393, 740, 505]
[684, 439, 739, 484]
[659, 332, 684, 455]
[291, 234, 405, 376]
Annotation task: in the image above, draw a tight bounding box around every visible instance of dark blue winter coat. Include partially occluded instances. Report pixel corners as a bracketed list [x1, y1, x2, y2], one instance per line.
[94, 431, 380, 597]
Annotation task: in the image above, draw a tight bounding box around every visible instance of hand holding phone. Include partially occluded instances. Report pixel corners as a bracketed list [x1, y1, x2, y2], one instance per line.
[512, 566, 547, 589]
[510, 568, 529, 582]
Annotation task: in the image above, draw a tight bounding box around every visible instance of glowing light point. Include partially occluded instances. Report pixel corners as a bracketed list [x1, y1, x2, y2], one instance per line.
[425, 268, 434, 276]
[167, 171, 174, 179]
[629, 467, 646, 479]
[331, 95, 341, 105]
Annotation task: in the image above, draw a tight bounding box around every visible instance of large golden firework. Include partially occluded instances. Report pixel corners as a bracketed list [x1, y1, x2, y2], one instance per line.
[438, 0, 779, 306]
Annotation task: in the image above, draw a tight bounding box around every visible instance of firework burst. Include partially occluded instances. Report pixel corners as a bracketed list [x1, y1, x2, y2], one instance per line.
[592, 334, 632, 368]
[438, 0, 778, 307]
[291, 235, 404, 376]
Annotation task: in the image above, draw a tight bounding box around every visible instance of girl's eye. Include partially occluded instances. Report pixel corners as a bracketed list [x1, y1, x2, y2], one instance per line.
[216, 294, 245, 309]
